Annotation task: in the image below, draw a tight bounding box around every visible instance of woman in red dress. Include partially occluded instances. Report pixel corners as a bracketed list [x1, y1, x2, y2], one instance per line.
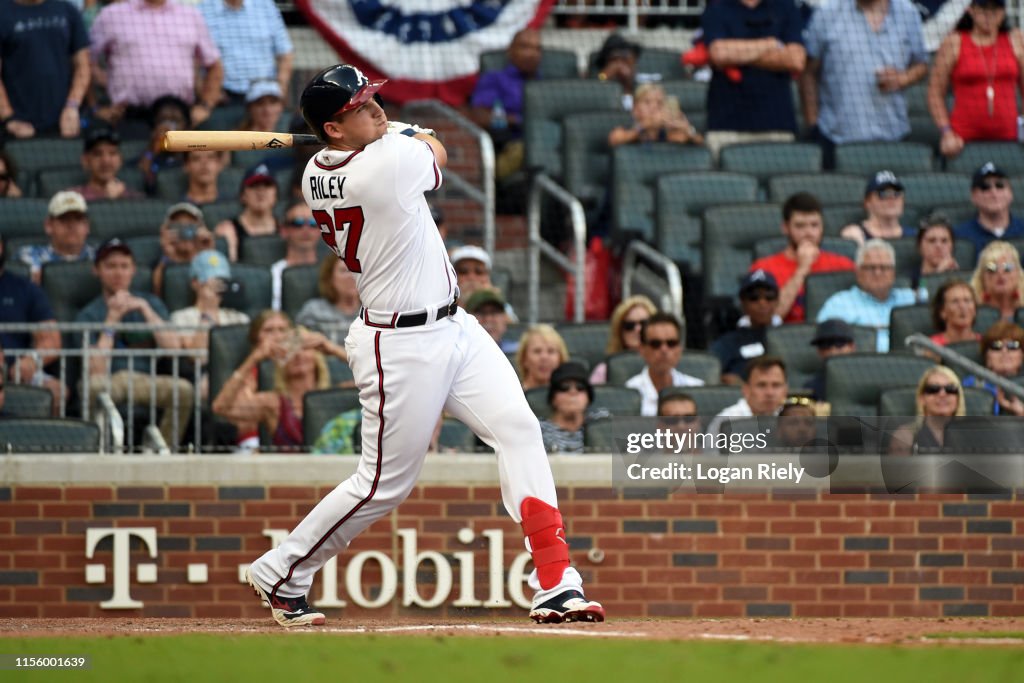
[928, 0, 1024, 158]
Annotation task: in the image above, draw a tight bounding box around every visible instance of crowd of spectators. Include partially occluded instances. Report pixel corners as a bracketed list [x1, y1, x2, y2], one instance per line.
[3, 0, 1024, 455]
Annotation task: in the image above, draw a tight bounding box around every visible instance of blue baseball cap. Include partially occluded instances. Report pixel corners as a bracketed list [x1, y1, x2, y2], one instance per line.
[740, 269, 779, 297]
[190, 250, 231, 283]
[972, 161, 1008, 189]
[865, 170, 903, 196]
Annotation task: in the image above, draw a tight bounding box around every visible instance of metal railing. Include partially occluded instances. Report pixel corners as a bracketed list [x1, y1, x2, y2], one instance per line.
[401, 100, 497, 258]
[905, 333, 1024, 402]
[0, 322, 206, 453]
[621, 239, 684, 321]
[527, 173, 587, 323]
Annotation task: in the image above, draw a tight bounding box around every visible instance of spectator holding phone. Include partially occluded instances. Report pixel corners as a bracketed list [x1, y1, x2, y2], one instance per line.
[152, 202, 215, 298]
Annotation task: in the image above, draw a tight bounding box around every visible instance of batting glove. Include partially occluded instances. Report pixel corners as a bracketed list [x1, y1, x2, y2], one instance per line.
[386, 120, 436, 137]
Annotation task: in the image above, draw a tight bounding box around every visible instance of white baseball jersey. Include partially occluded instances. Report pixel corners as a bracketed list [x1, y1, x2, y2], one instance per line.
[302, 133, 454, 313]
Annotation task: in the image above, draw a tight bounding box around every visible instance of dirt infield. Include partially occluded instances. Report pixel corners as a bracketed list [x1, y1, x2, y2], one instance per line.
[2, 617, 1024, 644]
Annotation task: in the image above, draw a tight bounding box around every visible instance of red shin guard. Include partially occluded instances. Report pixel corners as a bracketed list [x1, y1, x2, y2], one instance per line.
[520, 497, 570, 590]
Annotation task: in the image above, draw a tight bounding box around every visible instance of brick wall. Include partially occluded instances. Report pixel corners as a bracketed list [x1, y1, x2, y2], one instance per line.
[2, 483, 1023, 619]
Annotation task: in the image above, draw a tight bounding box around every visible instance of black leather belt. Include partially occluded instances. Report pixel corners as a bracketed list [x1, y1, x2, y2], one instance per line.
[363, 299, 458, 329]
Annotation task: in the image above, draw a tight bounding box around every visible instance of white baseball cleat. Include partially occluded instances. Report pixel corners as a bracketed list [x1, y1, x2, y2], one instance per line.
[245, 566, 326, 628]
[529, 589, 606, 624]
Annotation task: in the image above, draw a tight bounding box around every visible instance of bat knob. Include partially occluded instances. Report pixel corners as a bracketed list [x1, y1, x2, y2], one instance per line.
[161, 134, 169, 153]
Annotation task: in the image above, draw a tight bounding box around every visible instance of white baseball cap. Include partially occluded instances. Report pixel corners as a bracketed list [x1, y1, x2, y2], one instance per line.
[48, 190, 88, 217]
[246, 80, 283, 104]
[450, 245, 492, 270]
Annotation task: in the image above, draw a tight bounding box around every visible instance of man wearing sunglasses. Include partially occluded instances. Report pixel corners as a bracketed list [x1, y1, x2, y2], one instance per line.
[270, 201, 321, 310]
[955, 162, 1024, 255]
[626, 312, 704, 416]
[710, 269, 779, 385]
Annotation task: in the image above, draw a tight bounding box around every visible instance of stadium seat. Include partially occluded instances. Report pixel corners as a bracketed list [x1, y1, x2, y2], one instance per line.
[230, 148, 291, 171]
[945, 339, 984, 368]
[4, 385, 53, 418]
[525, 384, 642, 420]
[824, 353, 936, 415]
[879, 386, 994, 417]
[804, 271, 856, 322]
[438, 418, 485, 453]
[661, 80, 709, 115]
[5, 138, 82, 178]
[906, 114, 942, 149]
[767, 173, 863, 205]
[89, 199, 171, 241]
[945, 142, 1024, 176]
[281, 264, 319, 320]
[889, 304, 1000, 350]
[635, 48, 688, 81]
[765, 323, 878, 390]
[655, 172, 759, 271]
[603, 350, 721, 386]
[834, 142, 935, 175]
[0, 417, 99, 453]
[679, 385, 743, 417]
[0, 198, 49, 238]
[919, 269, 976, 297]
[37, 166, 147, 199]
[524, 79, 622, 178]
[208, 323, 250, 403]
[124, 235, 164, 269]
[228, 264, 273, 318]
[752, 236, 856, 262]
[302, 386, 361, 447]
[555, 321, 611, 369]
[719, 142, 822, 183]
[155, 166, 245, 202]
[900, 173, 971, 211]
[611, 144, 712, 242]
[929, 203, 980, 229]
[240, 234, 287, 266]
[200, 201, 243, 231]
[196, 104, 246, 132]
[480, 48, 579, 79]
[702, 203, 781, 301]
[41, 261, 152, 322]
[583, 415, 648, 452]
[562, 111, 633, 206]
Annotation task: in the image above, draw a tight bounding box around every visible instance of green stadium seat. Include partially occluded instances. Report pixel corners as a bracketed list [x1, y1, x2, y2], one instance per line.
[196, 105, 246, 132]
[945, 142, 1024, 176]
[41, 261, 152, 322]
[155, 166, 245, 202]
[208, 323, 250, 403]
[602, 350, 721, 386]
[919, 269, 976, 297]
[661, 80, 708, 114]
[900, 173, 971, 210]
[438, 418, 485, 453]
[765, 323, 878, 390]
[945, 339, 984, 368]
[525, 384, 642, 420]
[929, 203, 980, 229]
[88, 199, 170, 241]
[562, 111, 633, 206]
[281, 264, 319, 320]
[5, 138, 82, 178]
[4, 385, 53, 417]
[824, 353, 936, 415]
[555, 322, 611, 369]
[719, 142, 822, 183]
[768, 173, 863, 205]
[906, 114, 942, 149]
[480, 48, 580, 79]
[524, 79, 622, 178]
[702, 203, 781, 300]
[834, 142, 935, 175]
[612, 144, 712, 242]
[124, 235, 163, 269]
[231, 148, 291, 171]
[302, 387, 361, 447]
[804, 271, 856, 322]
[655, 172, 759, 271]
[879, 386, 994, 417]
[0, 417, 99, 453]
[583, 415, 648, 453]
[0, 198, 48, 238]
[240, 234, 286, 266]
[635, 48, 688, 81]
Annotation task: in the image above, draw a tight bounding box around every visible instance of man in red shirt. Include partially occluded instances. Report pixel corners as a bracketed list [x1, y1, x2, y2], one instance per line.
[749, 192, 854, 322]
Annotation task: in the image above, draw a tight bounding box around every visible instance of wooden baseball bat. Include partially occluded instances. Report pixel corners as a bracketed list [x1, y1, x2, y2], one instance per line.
[163, 130, 320, 152]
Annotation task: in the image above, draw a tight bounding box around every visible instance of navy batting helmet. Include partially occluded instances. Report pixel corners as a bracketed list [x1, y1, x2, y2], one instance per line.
[300, 65, 387, 140]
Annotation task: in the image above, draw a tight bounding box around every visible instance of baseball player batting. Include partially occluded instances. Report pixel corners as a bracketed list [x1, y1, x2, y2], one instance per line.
[244, 64, 605, 627]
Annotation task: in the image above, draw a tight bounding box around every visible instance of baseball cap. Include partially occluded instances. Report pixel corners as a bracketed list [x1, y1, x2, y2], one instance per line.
[450, 245, 492, 271]
[865, 170, 904, 196]
[972, 0, 1005, 6]
[246, 80, 283, 104]
[83, 126, 121, 152]
[48, 190, 88, 217]
[972, 161, 1009, 189]
[739, 269, 779, 297]
[164, 202, 204, 224]
[95, 237, 133, 264]
[190, 249, 231, 283]
[810, 319, 855, 346]
[465, 288, 506, 314]
[242, 164, 275, 189]
[547, 361, 594, 405]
